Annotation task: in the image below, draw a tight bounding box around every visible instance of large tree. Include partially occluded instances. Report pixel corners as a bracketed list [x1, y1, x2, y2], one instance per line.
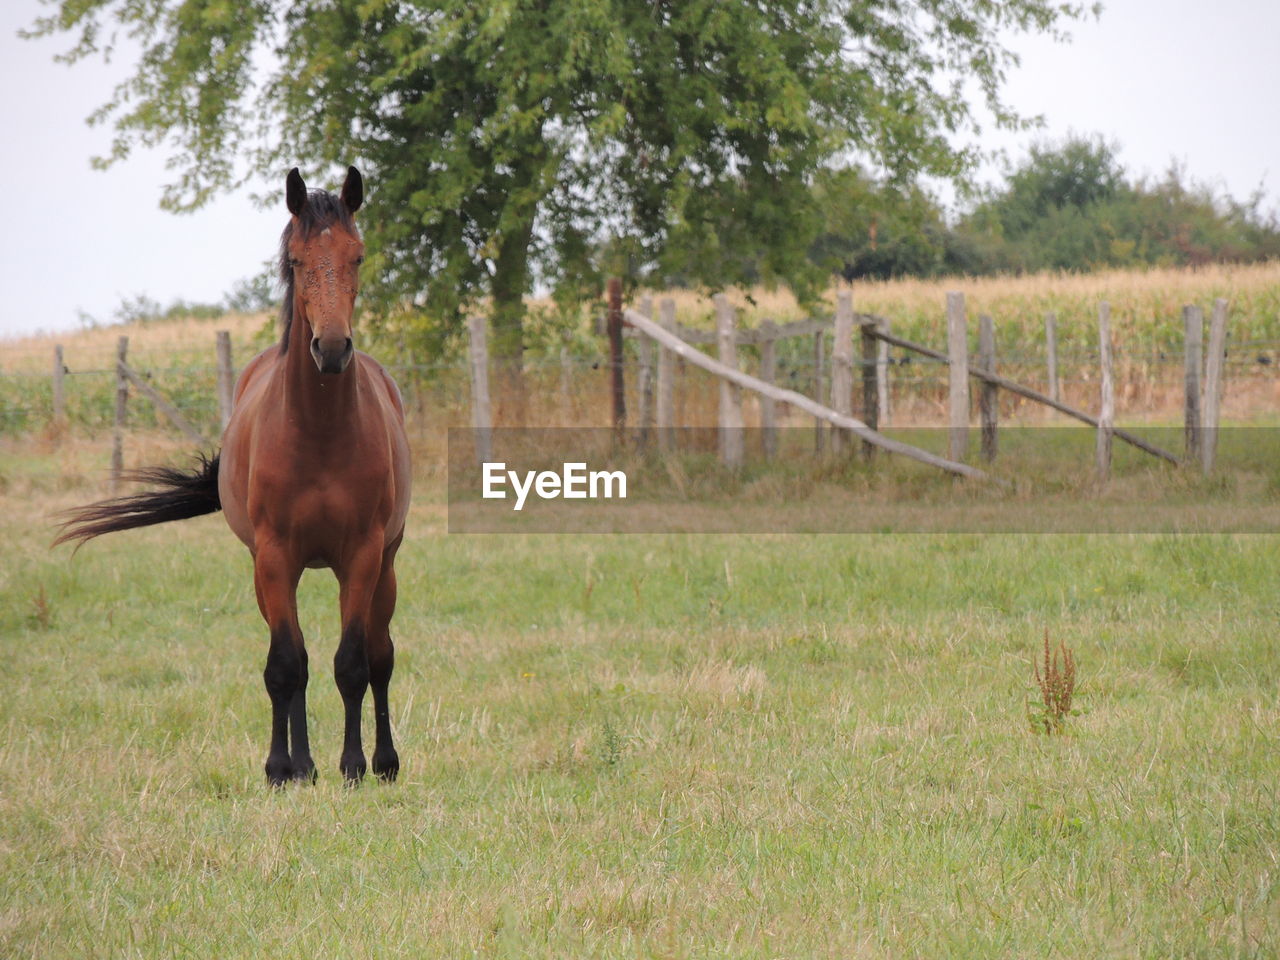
[30, 0, 1092, 360]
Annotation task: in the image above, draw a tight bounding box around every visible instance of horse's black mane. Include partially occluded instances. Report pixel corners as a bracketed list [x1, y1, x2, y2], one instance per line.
[278, 189, 360, 352]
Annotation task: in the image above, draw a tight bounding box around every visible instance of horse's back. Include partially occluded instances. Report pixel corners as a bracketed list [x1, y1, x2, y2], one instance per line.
[232, 346, 281, 405]
[219, 348, 279, 550]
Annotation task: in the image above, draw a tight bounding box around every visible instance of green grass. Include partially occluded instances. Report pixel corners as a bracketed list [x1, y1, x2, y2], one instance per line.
[2, 444, 1278, 958]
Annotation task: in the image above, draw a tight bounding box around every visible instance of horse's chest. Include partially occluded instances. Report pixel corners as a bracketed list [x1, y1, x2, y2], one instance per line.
[220, 385, 404, 561]
[243, 457, 390, 544]
[274, 483, 389, 570]
[283, 477, 386, 529]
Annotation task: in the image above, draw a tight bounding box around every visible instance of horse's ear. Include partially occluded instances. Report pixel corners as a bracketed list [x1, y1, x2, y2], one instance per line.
[341, 166, 364, 214]
[286, 168, 308, 216]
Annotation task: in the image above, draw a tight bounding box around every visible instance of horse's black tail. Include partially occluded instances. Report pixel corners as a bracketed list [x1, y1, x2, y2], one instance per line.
[53, 452, 222, 550]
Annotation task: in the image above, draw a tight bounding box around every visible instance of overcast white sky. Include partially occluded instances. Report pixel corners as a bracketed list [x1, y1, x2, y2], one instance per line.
[1, 0, 1277, 339]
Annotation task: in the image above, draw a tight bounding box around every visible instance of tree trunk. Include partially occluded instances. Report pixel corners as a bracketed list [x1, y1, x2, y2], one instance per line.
[490, 220, 534, 363]
[487, 144, 544, 425]
[489, 221, 533, 423]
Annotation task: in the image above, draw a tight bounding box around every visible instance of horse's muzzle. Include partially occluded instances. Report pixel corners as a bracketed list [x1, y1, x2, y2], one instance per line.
[311, 336, 354, 375]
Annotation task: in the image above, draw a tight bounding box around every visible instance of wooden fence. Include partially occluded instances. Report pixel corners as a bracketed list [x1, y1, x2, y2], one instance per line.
[108, 335, 235, 491]
[467, 290, 1232, 483]
[46, 334, 236, 491]
[35, 292, 1234, 489]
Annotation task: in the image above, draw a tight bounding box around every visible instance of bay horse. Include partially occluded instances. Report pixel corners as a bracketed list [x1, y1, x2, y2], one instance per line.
[55, 166, 412, 787]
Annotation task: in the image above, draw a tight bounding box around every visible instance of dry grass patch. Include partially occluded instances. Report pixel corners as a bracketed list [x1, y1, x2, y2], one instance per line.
[1, 311, 272, 374]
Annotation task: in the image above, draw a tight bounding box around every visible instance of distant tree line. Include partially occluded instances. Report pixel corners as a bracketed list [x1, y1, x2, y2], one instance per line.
[807, 136, 1280, 282]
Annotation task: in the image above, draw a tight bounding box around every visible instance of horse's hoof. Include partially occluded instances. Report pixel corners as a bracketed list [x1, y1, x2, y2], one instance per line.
[372, 747, 400, 783]
[265, 755, 293, 787]
[339, 752, 367, 785]
[291, 758, 317, 784]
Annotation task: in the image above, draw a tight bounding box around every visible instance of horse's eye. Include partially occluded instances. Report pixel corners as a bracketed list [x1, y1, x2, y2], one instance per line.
[289, 257, 301, 268]
[355, 255, 365, 265]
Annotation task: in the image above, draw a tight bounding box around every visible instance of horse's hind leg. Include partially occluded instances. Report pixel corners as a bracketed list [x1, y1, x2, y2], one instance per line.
[368, 538, 402, 782]
[254, 543, 306, 787]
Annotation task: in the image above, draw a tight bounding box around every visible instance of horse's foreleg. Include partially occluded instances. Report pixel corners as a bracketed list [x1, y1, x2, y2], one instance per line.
[368, 538, 402, 782]
[335, 544, 384, 784]
[254, 543, 306, 787]
[288, 681, 316, 783]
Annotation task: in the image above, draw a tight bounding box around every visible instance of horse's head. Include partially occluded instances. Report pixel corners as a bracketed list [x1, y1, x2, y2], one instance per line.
[283, 166, 365, 375]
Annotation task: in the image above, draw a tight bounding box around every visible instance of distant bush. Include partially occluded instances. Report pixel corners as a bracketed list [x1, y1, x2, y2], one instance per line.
[223, 271, 276, 314]
[959, 137, 1280, 273]
[79, 293, 229, 329]
[806, 136, 1280, 280]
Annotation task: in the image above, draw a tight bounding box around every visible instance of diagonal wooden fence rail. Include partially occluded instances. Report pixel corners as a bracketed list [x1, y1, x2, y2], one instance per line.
[868, 323, 1179, 465]
[621, 304, 992, 482]
[109, 336, 217, 490]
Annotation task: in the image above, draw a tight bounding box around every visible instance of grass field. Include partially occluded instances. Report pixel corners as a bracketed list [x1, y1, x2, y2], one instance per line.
[2, 435, 1278, 958]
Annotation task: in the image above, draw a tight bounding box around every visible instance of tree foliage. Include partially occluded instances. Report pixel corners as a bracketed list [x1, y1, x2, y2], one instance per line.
[30, 0, 1093, 357]
[808, 166, 954, 281]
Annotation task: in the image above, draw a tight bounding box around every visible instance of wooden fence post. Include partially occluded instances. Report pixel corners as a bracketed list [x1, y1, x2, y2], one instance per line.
[558, 345, 573, 420]
[813, 330, 826, 454]
[830, 291, 854, 455]
[1202, 298, 1228, 474]
[1096, 302, 1114, 484]
[216, 330, 235, 431]
[978, 314, 998, 463]
[947, 292, 969, 462]
[656, 298, 676, 450]
[676, 355, 687, 430]
[759, 319, 778, 459]
[1183, 304, 1203, 465]
[636, 297, 655, 446]
[714, 294, 744, 468]
[876, 318, 891, 427]
[607, 277, 626, 433]
[1045, 312, 1059, 405]
[467, 316, 492, 465]
[112, 336, 129, 492]
[860, 315, 879, 461]
[52, 345, 66, 428]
